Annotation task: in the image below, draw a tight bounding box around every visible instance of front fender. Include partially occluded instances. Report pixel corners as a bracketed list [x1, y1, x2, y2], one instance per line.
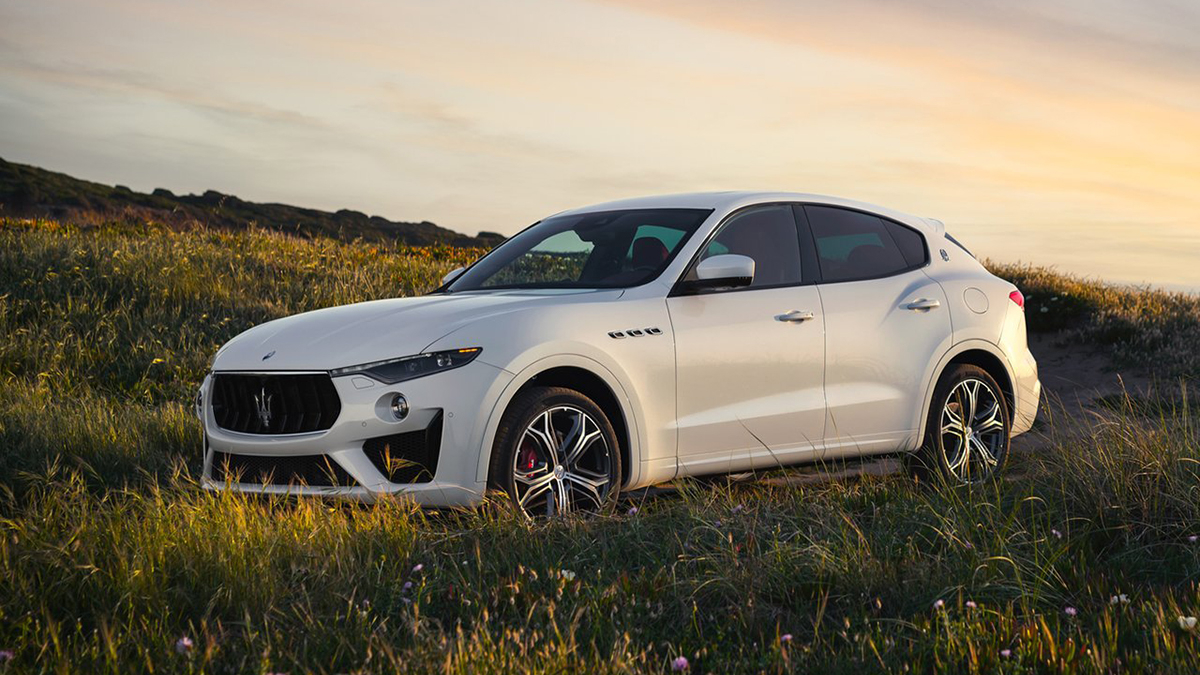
[425, 296, 675, 491]
[466, 352, 645, 488]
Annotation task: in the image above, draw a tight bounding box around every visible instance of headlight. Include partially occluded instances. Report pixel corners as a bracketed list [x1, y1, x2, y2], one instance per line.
[329, 348, 482, 384]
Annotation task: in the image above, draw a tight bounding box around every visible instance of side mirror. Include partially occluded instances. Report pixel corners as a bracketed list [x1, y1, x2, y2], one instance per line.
[441, 267, 466, 285]
[680, 254, 755, 293]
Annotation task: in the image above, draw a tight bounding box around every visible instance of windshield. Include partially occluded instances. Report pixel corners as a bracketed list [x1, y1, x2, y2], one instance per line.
[446, 208, 712, 291]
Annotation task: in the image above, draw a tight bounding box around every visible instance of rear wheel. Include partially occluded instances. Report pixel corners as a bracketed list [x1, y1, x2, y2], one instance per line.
[489, 386, 621, 517]
[909, 364, 1010, 484]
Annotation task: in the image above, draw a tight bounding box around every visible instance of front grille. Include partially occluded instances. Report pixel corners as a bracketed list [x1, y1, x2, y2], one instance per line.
[210, 450, 356, 487]
[362, 411, 443, 484]
[210, 373, 341, 434]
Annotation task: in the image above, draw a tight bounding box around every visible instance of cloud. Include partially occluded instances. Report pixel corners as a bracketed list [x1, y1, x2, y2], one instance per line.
[364, 82, 576, 162]
[0, 58, 326, 131]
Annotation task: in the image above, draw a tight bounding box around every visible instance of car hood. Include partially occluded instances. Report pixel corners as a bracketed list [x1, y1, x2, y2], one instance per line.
[212, 289, 615, 372]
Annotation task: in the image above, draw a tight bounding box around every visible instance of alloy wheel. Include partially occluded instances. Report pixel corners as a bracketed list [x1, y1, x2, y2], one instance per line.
[939, 378, 1006, 483]
[511, 405, 614, 516]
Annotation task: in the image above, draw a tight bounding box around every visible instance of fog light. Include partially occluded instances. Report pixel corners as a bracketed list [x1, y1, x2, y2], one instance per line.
[391, 394, 409, 420]
[194, 389, 204, 419]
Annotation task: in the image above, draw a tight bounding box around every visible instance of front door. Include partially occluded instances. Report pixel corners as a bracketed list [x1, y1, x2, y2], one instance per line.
[667, 204, 826, 475]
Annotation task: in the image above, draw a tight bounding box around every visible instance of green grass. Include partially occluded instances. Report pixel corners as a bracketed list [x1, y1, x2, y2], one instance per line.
[1, 218, 1199, 673]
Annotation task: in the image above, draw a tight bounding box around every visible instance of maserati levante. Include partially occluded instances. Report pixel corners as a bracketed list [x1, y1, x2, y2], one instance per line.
[198, 192, 1040, 516]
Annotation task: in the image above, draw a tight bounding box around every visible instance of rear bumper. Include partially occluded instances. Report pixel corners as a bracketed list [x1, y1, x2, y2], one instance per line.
[1010, 347, 1040, 437]
[198, 360, 514, 505]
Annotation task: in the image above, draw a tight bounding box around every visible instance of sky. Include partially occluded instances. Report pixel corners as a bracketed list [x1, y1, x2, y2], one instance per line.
[2, 0, 1199, 290]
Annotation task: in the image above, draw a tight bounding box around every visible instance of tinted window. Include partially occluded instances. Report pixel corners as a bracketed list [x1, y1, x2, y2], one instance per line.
[624, 224, 687, 266]
[690, 204, 802, 289]
[886, 221, 928, 267]
[804, 206, 911, 282]
[448, 209, 710, 291]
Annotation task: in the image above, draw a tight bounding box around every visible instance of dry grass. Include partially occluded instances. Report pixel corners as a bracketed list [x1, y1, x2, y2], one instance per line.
[989, 261, 1200, 379]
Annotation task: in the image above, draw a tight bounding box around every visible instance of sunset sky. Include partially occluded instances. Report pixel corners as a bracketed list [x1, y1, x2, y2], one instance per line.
[2, 0, 1198, 289]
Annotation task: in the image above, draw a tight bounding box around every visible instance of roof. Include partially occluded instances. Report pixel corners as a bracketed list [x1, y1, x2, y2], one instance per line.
[554, 191, 944, 235]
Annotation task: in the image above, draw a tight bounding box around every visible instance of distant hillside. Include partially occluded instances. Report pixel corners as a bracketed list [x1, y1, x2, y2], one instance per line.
[0, 156, 504, 247]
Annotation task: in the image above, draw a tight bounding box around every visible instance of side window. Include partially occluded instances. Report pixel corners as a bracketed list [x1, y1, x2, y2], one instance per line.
[804, 206, 913, 282]
[690, 204, 802, 289]
[885, 221, 928, 267]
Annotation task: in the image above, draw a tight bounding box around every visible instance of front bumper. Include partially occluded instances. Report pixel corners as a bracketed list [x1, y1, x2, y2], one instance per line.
[198, 361, 513, 506]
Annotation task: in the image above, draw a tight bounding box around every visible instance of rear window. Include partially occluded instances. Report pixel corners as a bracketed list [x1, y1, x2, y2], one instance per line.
[945, 232, 975, 258]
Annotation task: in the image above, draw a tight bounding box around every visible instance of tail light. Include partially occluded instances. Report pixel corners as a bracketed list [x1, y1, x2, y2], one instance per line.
[1009, 289, 1025, 310]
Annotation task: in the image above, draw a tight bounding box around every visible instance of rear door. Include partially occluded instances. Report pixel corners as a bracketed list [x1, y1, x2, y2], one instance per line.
[801, 205, 951, 457]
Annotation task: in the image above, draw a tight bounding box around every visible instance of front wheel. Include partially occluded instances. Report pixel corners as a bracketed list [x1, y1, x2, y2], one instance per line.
[909, 364, 1010, 484]
[489, 386, 621, 517]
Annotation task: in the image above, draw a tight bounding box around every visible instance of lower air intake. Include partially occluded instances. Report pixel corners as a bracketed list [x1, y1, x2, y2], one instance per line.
[362, 411, 443, 484]
[210, 450, 356, 487]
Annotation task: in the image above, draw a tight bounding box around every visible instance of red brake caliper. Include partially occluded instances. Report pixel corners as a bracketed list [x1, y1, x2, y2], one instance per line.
[518, 439, 538, 471]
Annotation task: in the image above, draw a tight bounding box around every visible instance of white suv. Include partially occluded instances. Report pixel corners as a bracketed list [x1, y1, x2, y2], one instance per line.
[199, 192, 1040, 516]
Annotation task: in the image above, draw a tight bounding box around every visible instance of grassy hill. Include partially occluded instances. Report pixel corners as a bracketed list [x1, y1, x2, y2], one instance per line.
[0, 157, 505, 247]
[0, 217, 1198, 673]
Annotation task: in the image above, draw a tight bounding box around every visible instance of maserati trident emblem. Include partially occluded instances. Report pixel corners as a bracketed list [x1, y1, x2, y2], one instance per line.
[262, 350, 276, 361]
[254, 388, 273, 428]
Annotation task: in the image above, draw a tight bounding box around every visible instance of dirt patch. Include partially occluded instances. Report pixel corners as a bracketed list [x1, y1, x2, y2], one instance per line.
[1027, 332, 1156, 413]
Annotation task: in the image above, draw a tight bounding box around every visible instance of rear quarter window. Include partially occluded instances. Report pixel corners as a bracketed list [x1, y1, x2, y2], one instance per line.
[884, 221, 928, 267]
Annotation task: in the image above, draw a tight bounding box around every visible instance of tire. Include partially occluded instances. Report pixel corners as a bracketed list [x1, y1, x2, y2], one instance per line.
[908, 364, 1010, 484]
[488, 386, 622, 517]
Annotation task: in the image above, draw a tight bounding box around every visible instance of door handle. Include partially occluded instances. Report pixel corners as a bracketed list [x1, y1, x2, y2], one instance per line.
[775, 310, 815, 323]
[905, 298, 942, 311]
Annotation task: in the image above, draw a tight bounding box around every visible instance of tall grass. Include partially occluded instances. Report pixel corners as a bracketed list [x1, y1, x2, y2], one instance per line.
[0, 218, 1198, 673]
[989, 261, 1200, 379]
